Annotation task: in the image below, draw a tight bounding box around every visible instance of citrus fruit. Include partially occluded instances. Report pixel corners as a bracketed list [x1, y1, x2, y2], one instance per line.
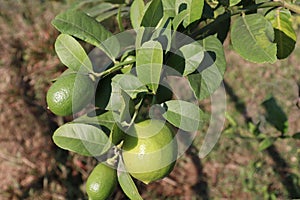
[86, 163, 117, 200]
[122, 119, 177, 184]
[46, 73, 94, 116]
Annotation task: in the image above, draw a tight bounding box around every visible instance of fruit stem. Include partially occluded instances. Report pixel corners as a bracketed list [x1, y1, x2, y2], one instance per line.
[106, 146, 121, 167]
[93, 58, 136, 78]
[124, 98, 143, 128]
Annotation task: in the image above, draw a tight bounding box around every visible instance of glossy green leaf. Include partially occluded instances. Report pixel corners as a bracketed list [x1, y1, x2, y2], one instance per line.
[175, 0, 204, 28]
[179, 41, 205, 76]
[130, 0, 145, 29]
[141, 0, 163, 27]
[53, 123, 110, 156]
[85, 2, 117, 17]
[258, 137, 276, 151]
[262, 96, 288, 134]
[136, 41, 163, 94]
[230, 0, 241, 6]
[52, 9, 116, 60]
[112, 74, 148, 99]
[231, 14, 277, 63]
[265, 9, 296, 59]
[151, 17, 172, 52]
[162, 0, 176, 17]
[55, 34, 93, 73]
[107, 81, 135, 125]
[187, 36, 226, 100]
[109, 124, 125, 145]
[95, 9, 119, 22]
[163, 100, 204, 132]
[173, 10, 188, 30]
[117, 157, 143, 200]
[74, 110, 116, 130]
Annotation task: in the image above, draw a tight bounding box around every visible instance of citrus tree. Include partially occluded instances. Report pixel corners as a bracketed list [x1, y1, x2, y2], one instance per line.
[47, 0, 300, 199]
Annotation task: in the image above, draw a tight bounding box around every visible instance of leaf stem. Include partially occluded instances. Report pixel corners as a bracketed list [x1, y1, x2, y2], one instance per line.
[282, 1, 300, 14]
[93, 58, 136, 78]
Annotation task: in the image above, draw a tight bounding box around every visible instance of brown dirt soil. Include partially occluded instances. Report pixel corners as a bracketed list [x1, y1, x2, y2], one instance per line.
[0, 1, 299, 200]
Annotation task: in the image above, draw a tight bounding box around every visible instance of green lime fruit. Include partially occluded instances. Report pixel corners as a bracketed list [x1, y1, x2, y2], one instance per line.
[46, 73, 94, 116]
[122, 119, 177, 184]
[86, 163, 117, 200]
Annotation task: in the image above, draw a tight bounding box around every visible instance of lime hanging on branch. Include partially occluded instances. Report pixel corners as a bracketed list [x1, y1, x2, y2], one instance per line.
[86, 162, 117, 200]
[46, 73, 94, 116]
[122, 119, 177, 184]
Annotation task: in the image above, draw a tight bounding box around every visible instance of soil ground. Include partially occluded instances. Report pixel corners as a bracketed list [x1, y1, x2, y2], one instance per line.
[0, 1, 299, 199]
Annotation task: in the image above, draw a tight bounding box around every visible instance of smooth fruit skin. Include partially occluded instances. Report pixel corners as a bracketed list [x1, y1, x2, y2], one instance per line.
[122, 119, 177, 184]
[46, 73, 94, 116]
[86, 163, 117, 200]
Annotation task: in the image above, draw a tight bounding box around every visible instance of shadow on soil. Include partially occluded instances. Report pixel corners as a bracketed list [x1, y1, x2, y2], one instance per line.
[224, 80, 300, 198]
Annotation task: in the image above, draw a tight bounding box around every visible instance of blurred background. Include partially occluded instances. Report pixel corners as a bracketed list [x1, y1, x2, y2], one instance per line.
[0, 0, 299, 199]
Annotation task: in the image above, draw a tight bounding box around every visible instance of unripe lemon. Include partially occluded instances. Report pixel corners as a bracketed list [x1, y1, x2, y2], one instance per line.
[122, 119, 177, 184]
[86, 163, 117, 200]
[46, 73, 94, 116]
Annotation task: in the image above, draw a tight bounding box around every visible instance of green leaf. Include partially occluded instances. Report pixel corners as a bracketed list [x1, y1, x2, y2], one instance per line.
[95, 9, 120, 22]
[53, 123, 110, 156]
[231, 14, 277, 63]
[109, 124, 125, 145]
[187, 36, 226, 100]
[74, 110, 116, 130]
[136, 41, 163, 94]
[172, 10, 189, 30]
[52, 9, 116, 60]
[179, 41, 205, 76]
[130, 0, 145, 29]
[107, 82, 135, 125]
[258, 137, 276, 151]
[162, 100, 204, 131]
[262, 96, 288, 134]
[117, 157, 143, 200]
[112, 74, 148, 99]
[151, 17, 172, 52]
[85, 2, 117, 17]
[162, 0, 176, 17]
[230, 0, 241, 6]
[55, 34, 93, 73]
[141, 0, 163, 27]
[265, 9, 297, 59]
[175, 0, 204, 28]
[292, 132, 300, 140]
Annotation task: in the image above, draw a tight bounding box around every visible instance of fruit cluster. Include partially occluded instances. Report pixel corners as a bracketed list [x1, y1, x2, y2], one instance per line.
[46, 60, 177, 199]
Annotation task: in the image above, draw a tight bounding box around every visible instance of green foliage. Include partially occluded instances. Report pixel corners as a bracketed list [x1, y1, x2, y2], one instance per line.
[55, 34, 93, 72]
[47, 0, 300, 199]
[162, 100, 204, 132]
[117, 158, 143, 200]
[52, 123, 110, 156]
[265, 9, 297, 59]
[231, 14, 277, 63]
